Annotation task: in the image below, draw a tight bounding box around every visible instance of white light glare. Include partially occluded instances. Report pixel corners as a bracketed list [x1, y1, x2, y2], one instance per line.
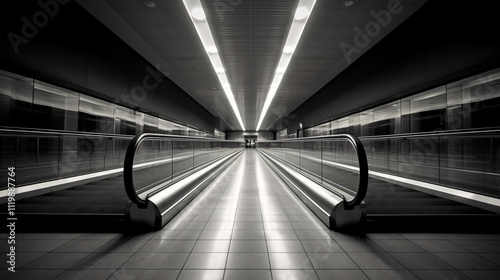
[294, 7, 310, 20]
[283, 45, 295, 54]
[256, 0, 316, 131]
[191, 7, 205, 20]
[183, 0, 245, 131]
[206, 46, 218, 54]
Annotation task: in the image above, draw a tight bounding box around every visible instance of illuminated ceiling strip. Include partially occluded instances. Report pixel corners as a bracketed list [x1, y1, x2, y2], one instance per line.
[256, 0, 317, 131]
[182, 0, 246, 131]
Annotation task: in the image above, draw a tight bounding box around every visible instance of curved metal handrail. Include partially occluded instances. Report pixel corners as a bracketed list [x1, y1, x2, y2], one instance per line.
[257, 134, 368, 210]
[123, 133, 243, 208]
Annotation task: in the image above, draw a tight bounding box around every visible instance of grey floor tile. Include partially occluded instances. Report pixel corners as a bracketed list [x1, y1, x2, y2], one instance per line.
[295, 229, 332, 240]
[261, 208, 286, 214]
[412, 239, 469, 253]
[363, 269, 419, 280]
[110, 269, 180, 280]
[301, 239, 343, 253]
[229, 240, 267, 252]
[267, 240, 304, 252]
[164, 221, 207, 229]
[122, 252, 189, 269]
[37, 233, 81, 240]
[14, 233, 47, 240]
[1, 270, 64, 280]
[263, 221, 293, 230]
[0, 252, 44, 269]
[205, 221, 235, 229]
[265, 229, 298, 240]
[269, 252, 313, 269]
[390, 252, 452, 270]
[53, 239, 109, 253]
[180, 214, 211, 222]
[365, 233, 405, 240]
[76, 233, 120, 240]
[373, 239, 426, 253]
[434, 252, 500, 270]
[193, 240, 231, 252]
[55, 269, 115, 280]
[232, 229, 266, 239]
[273, 270, 319, 280]
[461, 269, 500, 280]
[316, 269, 368, 280]
[235, 214, 263, 222]
[226, 253, 270, 269]
[335, 239, 384, 253]
[153, 229, 203, 240]
[24, 252, 90, 269]
[118, 230, 157, 240]
[328, 230, 365, 240]
[15, 239, 71, 252]
[477, 252, 500, 266]
[237, 209, 262, 215]
[199, 229, 233, 239]
[213, 208, 238, 215]
[183, 252, 227, 269]
[401, 233, 443, 240]
[95, 238, 147, 253]
[72, 252, 133, 269]
[349, 252, 404, 269]
[178, 270, 225, 280]
[262, 214, 290, 222]
[452, 240, 500, 253]
[411, 269, 470, 280]
[209, 214, 236, 222]
[306, 252, 358, 269]
[224, 269, 272, 280]
[233, 221, 263, 230]
[139, 239, 196, 253]
[288, 214, 316, 222]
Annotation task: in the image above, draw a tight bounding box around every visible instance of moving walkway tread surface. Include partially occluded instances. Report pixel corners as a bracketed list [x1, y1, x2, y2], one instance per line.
[6, 175, 128, 216]
[264, 149, 497, 218]
[363, 177, 494, 216]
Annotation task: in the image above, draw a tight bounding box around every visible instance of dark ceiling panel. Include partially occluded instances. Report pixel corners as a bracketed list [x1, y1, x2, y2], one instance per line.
[77, 0, 427, 131]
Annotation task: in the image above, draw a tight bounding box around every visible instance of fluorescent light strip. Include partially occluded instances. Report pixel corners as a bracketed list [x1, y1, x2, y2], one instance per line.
[256, 0, 317, 131]
[182, 0, 245, 131]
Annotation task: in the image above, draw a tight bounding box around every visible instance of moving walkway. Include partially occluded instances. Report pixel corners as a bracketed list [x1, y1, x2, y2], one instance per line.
[257, 132, 500, 228]
[0, 129, 243, 229]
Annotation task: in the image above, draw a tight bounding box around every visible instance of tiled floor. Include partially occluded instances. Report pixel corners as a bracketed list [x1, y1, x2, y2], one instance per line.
[1, 149, 500, 279]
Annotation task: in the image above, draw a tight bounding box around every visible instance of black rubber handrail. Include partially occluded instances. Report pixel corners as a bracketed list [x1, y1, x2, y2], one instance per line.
[123, 133, 243, 208]
[257, 134, 368, 210]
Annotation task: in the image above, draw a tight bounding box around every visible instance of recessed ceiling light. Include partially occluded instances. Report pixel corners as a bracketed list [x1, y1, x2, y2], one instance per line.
[216, 67, 225, 74]
[283, 45, 295, 54]
[183, 0, 245, 131]
[344, 1, 355, 7]
[295, 7, 310, 20]
[144, 1, 156, 8]
[191, 7, 205, 20]
[256, 0, 317, 131]
[206, 46, 218, 54]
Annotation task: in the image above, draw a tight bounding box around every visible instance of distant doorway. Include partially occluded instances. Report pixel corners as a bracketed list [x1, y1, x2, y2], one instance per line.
[244, 136, 257, 148]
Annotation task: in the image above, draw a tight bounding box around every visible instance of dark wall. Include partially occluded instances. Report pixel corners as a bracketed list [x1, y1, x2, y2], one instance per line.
[0, 0, 215, 132]
[287, 0, 500, 133]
